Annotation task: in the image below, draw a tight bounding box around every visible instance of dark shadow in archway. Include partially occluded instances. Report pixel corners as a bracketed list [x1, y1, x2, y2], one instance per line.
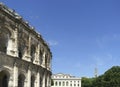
[18, 74, 25, 87]
[0, 70, 10, 87]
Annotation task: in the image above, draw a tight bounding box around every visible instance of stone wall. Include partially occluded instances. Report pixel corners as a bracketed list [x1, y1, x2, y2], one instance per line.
[0, 3, 52, 87]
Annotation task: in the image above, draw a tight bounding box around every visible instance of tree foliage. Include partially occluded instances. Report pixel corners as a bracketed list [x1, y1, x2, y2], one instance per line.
[82, 66, 120, 87]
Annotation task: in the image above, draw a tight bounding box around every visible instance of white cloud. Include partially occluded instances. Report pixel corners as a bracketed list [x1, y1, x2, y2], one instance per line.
[48, 40, 58, 46]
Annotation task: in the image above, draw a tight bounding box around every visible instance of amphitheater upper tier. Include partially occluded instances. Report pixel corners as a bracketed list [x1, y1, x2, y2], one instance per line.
[0, 2, 52, 87]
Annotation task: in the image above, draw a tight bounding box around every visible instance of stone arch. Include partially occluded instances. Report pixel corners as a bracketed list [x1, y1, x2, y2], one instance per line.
[0, 28, 11, 53]
[0, 70, 10, 87]
[18, 74, 25, 87]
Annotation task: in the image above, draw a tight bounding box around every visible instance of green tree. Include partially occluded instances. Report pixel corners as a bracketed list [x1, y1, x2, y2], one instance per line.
[81, 77, 94, 87]
[82, 66, 120, 87]
[93, 66, 120, 87]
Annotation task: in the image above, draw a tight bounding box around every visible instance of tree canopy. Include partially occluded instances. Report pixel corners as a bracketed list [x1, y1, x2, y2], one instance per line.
[82, 66, 120, 87]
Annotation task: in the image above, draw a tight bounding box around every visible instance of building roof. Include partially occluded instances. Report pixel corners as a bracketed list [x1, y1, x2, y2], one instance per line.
[52, 73, 81, 80]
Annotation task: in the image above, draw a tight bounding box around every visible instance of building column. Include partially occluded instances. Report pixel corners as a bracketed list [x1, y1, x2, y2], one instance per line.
[41, 52, 46, 68]
[27, 67, 31, 87]
[8, 74, 13, 87]
[13, 26, 18, 57]
[47, 74, 51, 87]
[42, 72, 46, 87]
[13, 63, 18, 87]
[36, 71, 40, 87]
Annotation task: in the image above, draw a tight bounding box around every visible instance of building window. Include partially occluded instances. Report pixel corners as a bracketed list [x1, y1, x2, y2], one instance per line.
[63, 82, 65, 86]
[59, 82, 61, 86]
[74, 84, 76, 86]
[55, 81, 57, 86]
[66, 81, 68, 86]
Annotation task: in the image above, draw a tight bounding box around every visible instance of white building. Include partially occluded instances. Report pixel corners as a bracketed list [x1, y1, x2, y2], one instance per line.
[51, 73, 81, 87]
[0, 2, 52, 87]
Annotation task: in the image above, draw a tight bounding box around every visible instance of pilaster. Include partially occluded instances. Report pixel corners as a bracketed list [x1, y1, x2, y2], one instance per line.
[36, 71, 40, 87]
[13, 62, 18, 87]
[41, 52, 45, 68]
[27, 66, 31, 87]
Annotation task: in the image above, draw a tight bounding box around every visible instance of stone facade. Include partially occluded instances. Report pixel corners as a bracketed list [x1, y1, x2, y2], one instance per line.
[0, 3, 52, 87]
[51, 73, 81, 87]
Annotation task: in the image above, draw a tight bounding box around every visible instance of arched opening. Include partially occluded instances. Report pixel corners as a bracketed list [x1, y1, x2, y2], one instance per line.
[0, 28, 11, 53]
[31, 45, 36, 62]
[18, 40, 26, 59]
[63, 81, 65, 86]
[18, 46, 23, 59]
[39, 49, 43, 65]
[31, 75, 35, 87]
[0, 70, 10, 87]
[55, 81, 58, 86]
[18, 74, 25, 87]
[59, 82, 61, 86]
[66, 81, 68, 86]
[45, 54, 48, 68]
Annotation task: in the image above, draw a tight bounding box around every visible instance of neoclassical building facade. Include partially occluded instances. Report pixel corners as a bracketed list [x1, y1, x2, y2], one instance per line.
[0, 3, 52, 87]
[51, 73, 81, 87]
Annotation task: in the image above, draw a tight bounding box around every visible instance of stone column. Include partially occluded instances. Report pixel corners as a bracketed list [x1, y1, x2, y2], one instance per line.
[68, 80, 70, 87]
[27, 67, 31, 87]
[42, 72, 45, 87]
[8, 74, 13, 87]
[13, 26, 18, 57]
[53, 81, 55, 86]
[47, 75, 50, 87]
[13, 63, 18, 87]
[41, 52, 45, 68]
[36, 71, 40, 87]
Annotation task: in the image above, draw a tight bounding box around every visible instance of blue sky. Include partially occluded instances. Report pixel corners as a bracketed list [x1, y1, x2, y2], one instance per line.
[1, 0, 120, 77]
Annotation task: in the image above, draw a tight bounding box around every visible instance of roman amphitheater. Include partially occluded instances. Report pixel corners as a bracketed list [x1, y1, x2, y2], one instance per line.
[0, 3, 52, 87]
